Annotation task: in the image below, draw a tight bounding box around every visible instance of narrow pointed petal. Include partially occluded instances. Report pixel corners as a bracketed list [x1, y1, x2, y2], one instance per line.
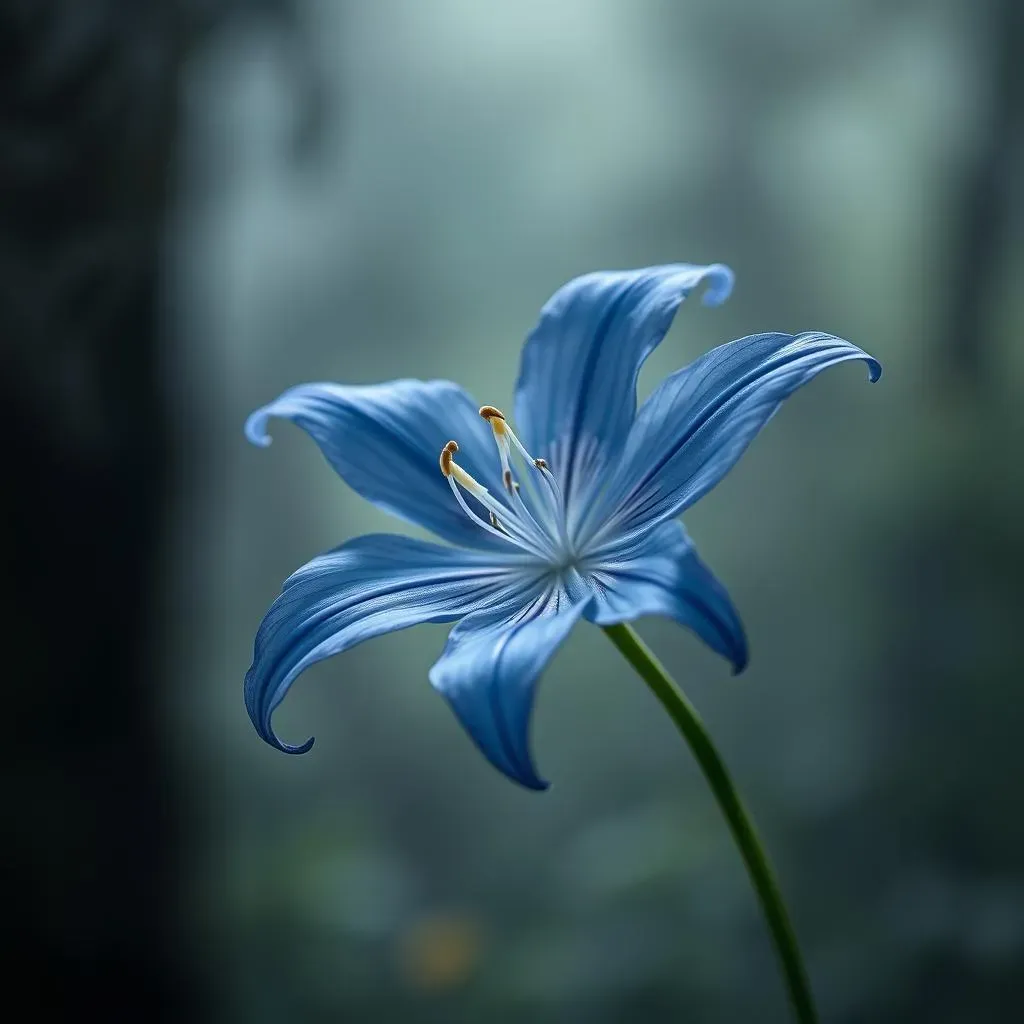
[513, 264, 733, 510]
[595, 332, 881, 539]
[587, 523, 748, 672]
[245, 534, 526, 753]
[245, 379, 506, 549]
[428, 587, 590, 790]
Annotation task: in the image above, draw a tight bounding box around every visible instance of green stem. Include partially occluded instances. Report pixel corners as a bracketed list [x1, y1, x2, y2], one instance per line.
[602, 623, 817, 1024]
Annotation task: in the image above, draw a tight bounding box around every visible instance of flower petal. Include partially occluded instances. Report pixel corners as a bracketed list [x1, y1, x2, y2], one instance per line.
[590, 332, 881, 541]
[586, 522, 748, 672]
[245, 534, 526, 753]
[245, 379, 506, 548]
[513, 264, 733, 512]
[428, 586, 590, 790]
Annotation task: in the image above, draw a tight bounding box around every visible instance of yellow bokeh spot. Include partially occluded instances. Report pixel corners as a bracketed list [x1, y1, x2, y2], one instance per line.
[398, 912, 482, 992]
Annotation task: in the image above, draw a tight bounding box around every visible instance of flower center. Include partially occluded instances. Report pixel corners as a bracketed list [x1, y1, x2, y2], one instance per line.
[439, 406, 572, 561]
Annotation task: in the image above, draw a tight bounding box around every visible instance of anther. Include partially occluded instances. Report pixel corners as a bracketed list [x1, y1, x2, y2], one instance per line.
[439, 440, 459, 477]
[438, 419, 561, 558]
[479, 405, 508, 438]
[439, 440, 489, 498]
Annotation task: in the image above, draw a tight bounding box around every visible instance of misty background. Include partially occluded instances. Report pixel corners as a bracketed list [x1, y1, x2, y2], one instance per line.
[3, 1, 1022, 1021]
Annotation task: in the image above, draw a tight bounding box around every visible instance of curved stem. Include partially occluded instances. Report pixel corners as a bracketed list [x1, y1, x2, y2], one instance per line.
[602, 623, 817, 1024]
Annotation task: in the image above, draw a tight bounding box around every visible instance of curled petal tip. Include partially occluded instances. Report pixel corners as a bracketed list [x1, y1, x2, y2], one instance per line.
[866, 357, 883, 383]
[244, 408, 274, 447]
[512, 765, 550, 792]
[254, 697, 316, 753]
[700, 263, 735, 307]
[725, 635, 749, 676]
[729, 626, 750, 675]
[264, 728, 315, 755]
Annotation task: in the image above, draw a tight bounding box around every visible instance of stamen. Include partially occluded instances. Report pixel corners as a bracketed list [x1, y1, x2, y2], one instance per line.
[439, 440, 488, 498]
[441, 439, 490, 498]
[502, 423, 549, 474]
[488, 511, 509, 536]
[453, 464, 486, 497]
[478, 404, 568, 555]
[478, 405, 506, 424]
[480, 408, 517, 491]
[440, 411, 575, 559]
[534, 460, 568, 541]
[479, 408, 562, 514]
[438, 440, 539, 552]
[439, 440, 458, 477]
[480, 407, 510, 450]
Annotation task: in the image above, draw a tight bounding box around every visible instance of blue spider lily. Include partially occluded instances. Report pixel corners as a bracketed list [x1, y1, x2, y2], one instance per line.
[244, 264, 880, 790]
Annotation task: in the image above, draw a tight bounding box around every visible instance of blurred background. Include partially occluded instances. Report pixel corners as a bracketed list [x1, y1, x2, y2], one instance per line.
[3, 0, 1022, 1020]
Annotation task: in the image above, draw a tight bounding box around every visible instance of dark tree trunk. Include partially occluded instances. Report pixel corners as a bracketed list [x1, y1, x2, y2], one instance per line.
[942, 0, 1023, 390]
[0, 2, 194, 1017]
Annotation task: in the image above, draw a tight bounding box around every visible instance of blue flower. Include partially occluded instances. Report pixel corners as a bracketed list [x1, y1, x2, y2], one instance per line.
[244, 264, 880, 790]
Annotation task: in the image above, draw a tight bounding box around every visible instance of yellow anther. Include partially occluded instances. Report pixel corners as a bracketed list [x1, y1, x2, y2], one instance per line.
[440, 440, 488, 497]
[479, 405, 508, 437]
[438, 411, 559, 555]
[439, 440, 459, 477]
